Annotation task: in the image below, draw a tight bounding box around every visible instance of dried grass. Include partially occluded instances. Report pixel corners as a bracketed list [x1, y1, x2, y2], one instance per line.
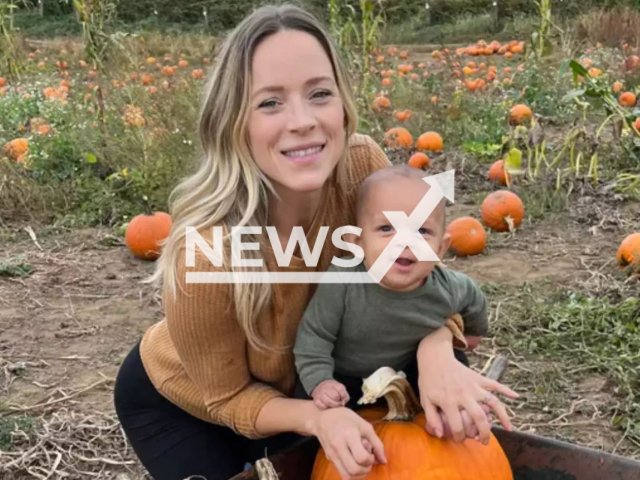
[0, 406, 141, 480]
[574, 6, 640, 49]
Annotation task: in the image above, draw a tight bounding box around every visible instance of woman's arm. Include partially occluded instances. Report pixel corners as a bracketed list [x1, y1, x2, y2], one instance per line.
[165, 246, 285, 439]
[417, 326, 519, 445]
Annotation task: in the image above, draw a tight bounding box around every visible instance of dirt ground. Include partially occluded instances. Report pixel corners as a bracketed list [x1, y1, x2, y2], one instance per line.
[1, 179, 639, 478]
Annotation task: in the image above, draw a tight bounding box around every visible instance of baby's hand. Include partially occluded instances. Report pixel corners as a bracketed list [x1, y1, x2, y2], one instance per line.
[465, 335, 482, 351]
[311, 380, 350, 410]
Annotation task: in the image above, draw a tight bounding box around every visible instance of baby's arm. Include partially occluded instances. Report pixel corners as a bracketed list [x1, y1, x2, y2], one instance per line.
[293, 280, 348, 403]
[451, 271, 489, 344]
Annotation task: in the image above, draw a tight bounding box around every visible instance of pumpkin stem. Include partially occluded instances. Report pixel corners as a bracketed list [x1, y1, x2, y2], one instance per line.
[255, 458, 279, 479]
[357, 367, 422, 421]
[141, 195, 152, 216]
[505, 215, 515, 233]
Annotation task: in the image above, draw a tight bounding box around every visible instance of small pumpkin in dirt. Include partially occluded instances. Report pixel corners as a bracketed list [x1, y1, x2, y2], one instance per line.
[407, 152, 430, 169]
[311, 367, 513, 480]
[384, 127, 413, 149]
[619, 91, 637, 107]
[125, 212, 173, 260]
[489, 159, 510, 185]
[617, 233, 640, 268]
[415, 131, 443, 151]
[446, 217, 487, 257]
[509, 104, 532, 125]
[481, 190, 524, 232]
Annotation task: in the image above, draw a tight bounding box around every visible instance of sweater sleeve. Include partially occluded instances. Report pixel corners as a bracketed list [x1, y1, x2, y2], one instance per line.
[164, 245, 285, 439]
[449, 271, 489, 337]
[293, 271, 347, 395]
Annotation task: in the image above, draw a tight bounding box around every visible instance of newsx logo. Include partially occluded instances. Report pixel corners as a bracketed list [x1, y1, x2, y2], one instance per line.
[185, 170, 455, 284]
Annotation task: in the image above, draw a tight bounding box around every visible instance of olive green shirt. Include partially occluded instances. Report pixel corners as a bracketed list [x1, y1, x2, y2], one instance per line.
[293, 260, 488, 395]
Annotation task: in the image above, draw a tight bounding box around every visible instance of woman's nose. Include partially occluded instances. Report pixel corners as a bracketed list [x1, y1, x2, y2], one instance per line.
[288, 98, 317, 134]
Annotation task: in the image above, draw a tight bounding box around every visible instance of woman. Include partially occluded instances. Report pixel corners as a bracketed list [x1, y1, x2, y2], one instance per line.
[114, 4, 518, 480]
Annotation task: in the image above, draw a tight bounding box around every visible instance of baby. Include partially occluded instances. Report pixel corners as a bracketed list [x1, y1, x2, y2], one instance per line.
[293, 165, 487, 416]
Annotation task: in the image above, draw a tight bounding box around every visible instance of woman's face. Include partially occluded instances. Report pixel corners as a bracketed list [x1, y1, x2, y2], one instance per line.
[247, 30, 346, 195]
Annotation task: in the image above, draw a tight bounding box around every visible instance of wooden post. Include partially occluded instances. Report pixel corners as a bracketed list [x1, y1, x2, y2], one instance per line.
[424, 2, 431, 27]
[491, 0, 504, 32]
[38, 0, 44, 17]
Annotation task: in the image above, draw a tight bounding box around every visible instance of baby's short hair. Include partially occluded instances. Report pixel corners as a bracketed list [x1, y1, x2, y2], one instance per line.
[357, 165, 447, 231]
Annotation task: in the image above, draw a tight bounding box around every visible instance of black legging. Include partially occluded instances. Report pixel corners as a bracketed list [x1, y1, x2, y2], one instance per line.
[114, 340, 468, 480]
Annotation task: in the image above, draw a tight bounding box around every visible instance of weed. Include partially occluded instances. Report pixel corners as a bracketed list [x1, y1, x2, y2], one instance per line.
[0, 255, 33, 277]
[0, 415, 37, 451]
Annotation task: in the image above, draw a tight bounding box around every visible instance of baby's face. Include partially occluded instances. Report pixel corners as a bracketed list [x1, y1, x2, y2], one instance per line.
[356, 177, 450, 292]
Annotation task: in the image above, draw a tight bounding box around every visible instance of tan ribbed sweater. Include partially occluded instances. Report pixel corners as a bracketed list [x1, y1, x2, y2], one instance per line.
[139, 133, 394, 439]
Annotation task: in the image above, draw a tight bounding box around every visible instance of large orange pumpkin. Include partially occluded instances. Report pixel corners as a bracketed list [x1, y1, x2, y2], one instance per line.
[415, 131, 443, 151]
[311, 367, 513, 480]
[384, 127, 413, 149]
[125, 212, 172, 260]
[617, 233, 640, 268]
[446, 217, 487, 256]
[481, 190, 524, 232]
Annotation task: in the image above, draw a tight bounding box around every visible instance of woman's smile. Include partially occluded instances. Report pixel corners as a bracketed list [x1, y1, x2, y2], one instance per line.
[281, 142, 326, 165]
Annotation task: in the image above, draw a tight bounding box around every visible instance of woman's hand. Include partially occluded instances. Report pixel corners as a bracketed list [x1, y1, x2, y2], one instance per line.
[310, 406, 387, 480]
[417, 328, 519, 445]
[426, 404, 492, 441]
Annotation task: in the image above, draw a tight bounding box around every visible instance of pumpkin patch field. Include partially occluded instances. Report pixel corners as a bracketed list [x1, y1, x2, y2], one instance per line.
[2, 3, 640, 479]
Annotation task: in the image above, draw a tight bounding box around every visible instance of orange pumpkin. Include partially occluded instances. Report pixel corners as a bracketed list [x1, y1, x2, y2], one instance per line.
[3, 138, 29, 160]
[617, 233, 640, 267]
[311, 367, 513, 480]
[446, 217, 487, 256]
[619, 91, 637, 107]
[393, 109, 412, 122]
[509, 104, 532, 125]
[415, 131, 443, 151]
[633, 118, 640, 132]
[372, 95, 391, 112]
[481, 190, 524, 232]
[125, 212, 173, 260]
[407, 152, 430, 169]
[489, 159, 510, 185]
[384, 127, 413, 149]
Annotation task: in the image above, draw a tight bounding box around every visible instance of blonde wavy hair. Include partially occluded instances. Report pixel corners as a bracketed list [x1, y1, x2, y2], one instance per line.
[147, 4, 359, 351]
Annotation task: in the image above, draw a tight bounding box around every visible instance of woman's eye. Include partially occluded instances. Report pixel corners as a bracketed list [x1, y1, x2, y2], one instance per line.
[312, 90, 332, 100]
[379, 225, 392, 232]
[419, 228, 431, 235]
[259, 100, 279, 109]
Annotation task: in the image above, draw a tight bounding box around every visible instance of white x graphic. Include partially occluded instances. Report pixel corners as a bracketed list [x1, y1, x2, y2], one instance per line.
[367, 170, 455, 284]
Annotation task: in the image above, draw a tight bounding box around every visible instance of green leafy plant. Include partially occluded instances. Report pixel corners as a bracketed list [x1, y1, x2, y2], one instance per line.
[0, 0, 22, 78]
[0, 255, 33, 277]
[531, 0, 553, 60]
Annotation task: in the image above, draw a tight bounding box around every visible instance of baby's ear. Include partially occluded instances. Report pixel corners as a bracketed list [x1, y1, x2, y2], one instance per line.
[438, 232, 452, 258]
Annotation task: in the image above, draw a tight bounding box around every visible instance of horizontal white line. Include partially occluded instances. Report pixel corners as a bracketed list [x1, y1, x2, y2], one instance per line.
[186, 272, 379, 284]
